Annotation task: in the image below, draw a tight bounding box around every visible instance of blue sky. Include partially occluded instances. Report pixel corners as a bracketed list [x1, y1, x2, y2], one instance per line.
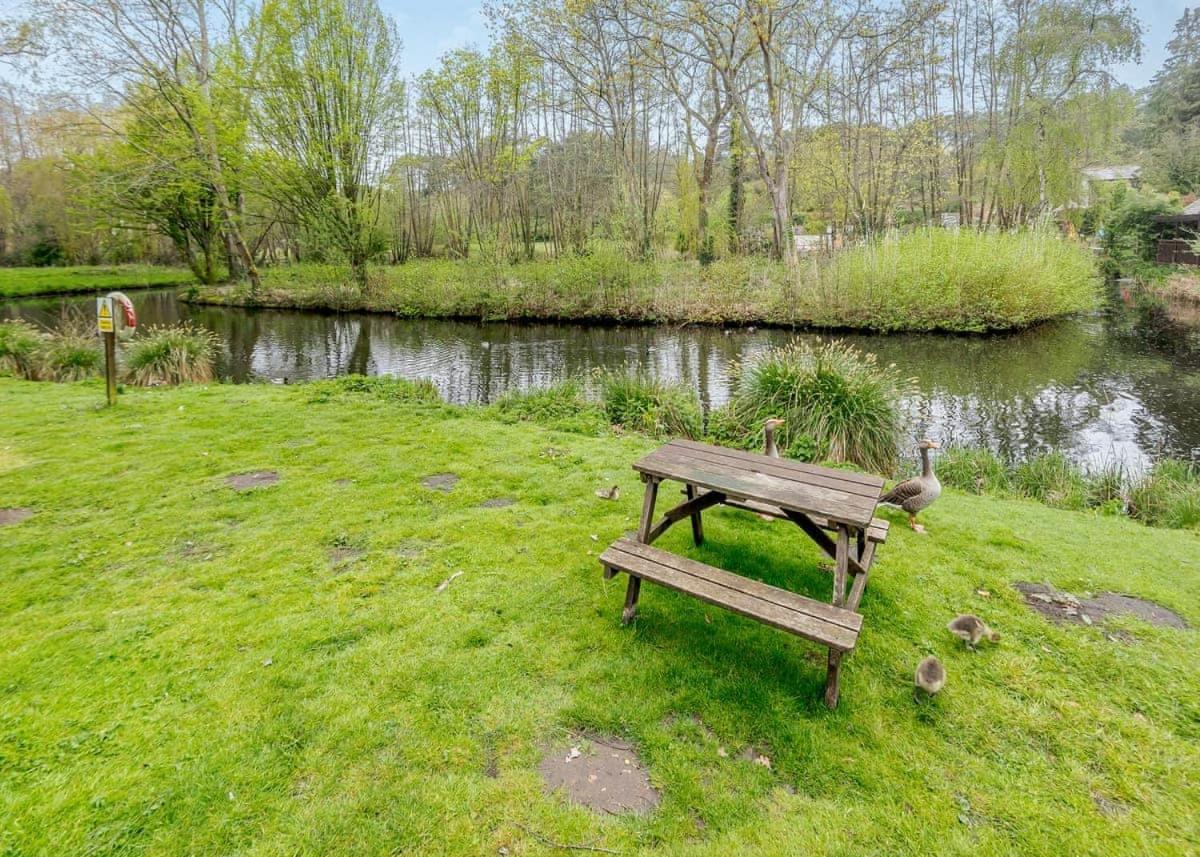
[385, 0, 1191, 89]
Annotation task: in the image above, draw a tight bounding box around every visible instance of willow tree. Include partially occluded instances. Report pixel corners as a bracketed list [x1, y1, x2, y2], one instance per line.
[254, 0, 403, 290]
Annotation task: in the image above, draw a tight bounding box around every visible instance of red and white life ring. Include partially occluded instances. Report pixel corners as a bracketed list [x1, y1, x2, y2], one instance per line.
[107, 291, 138, 341]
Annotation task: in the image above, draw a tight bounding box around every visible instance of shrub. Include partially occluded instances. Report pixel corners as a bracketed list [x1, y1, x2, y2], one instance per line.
[124, 323, 222, 386]
[1011, 452, 1089, 510]
[712, 339, 913, 473]
[594, 370, 702, 439]
[0, 320, 44, 379]
[306, 374, 442, 404]
[1128, 460, 1200, 530]
[937, 447, 1010, 495]
[491, 379, 608, 435]
[810, 227, 1100, 331]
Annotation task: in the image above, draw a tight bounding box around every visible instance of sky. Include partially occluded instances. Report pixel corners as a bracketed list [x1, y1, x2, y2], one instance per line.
[384, 0, 1192, 89]
[0, 0, 1192, 90]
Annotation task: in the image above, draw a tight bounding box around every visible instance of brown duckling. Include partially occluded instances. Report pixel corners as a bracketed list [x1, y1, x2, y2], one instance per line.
[595, 485, 620, 501]
[947, 614, 1000, 648]
[914, 656, 946, 696]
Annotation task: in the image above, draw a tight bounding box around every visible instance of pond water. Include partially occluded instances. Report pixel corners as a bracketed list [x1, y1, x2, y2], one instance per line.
[6, 284, 1200, 471]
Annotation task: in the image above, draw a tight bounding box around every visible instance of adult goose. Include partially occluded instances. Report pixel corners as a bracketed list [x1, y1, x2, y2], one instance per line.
[880, 439, 941, 533]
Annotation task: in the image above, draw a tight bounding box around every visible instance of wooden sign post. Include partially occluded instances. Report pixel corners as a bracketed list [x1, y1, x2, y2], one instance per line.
[97, 296, 117, 406]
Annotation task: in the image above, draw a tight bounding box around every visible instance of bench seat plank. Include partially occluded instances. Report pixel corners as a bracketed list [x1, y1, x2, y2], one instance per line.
[600, 538, 861, 652]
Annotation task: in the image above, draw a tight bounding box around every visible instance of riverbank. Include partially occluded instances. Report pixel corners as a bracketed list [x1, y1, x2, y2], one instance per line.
[0, 264, 191, 298]
[190, 231, 1100, 333]
[2, 377, 1197, 854]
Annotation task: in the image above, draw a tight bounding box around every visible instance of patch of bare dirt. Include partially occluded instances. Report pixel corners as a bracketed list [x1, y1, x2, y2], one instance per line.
[421, 473, 459, 492]
[479, 497, 514, 508]
[0, 507, 33, 526]
[539, 733, 659, 815]
[1015, 583, 1188, 630]
[329, 546, 365, 568]
[225, 470, 279, 491]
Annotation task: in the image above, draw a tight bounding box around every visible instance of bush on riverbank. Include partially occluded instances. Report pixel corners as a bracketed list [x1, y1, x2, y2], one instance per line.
[192, 228, 1100, 333]
[938, 446, 1200, 530]
[594, 370, 703, 439]
[711, 340, 913, 473]
[124, 323, 222, 386]
[0, 316, 102, 381]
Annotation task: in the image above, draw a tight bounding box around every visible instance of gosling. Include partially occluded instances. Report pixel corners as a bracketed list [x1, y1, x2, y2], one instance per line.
[947, 614, 1000, 648]
[595, 485, 620, 501]
[914, 656, 946, 696]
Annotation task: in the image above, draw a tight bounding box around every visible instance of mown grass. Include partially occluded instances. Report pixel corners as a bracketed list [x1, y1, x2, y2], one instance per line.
[0, 265, 191, 298]
[191, 229, 1100, 333]
[1, 378, 1198, 854]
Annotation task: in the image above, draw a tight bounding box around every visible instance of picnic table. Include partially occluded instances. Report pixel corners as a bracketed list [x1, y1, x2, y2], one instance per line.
[599, 439, 889, 708]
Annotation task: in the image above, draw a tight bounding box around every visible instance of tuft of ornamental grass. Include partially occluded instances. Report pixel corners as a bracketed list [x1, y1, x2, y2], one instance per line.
[1011, 452, 1090, 510]
[124, 323, 222, 386]
[0, 319, 45, 379]
[33, 313, 103, 382]
[711, 339, 913, 474]
[491, 379, 609, 436]
[1128, 459, 1200, 530]
[937, 446, 1011, 495]
[593, 370, 702, 439]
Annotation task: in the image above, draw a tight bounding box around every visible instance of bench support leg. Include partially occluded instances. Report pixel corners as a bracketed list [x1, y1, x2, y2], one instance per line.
[621, 576, 642, 624]
[685, 484, 704, 546]
[824, 650, 843, 709]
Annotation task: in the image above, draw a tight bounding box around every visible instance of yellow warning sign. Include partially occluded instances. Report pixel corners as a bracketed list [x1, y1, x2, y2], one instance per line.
[97, 297, 114, 333]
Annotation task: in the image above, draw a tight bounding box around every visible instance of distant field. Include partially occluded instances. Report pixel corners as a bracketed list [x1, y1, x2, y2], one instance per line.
[0, 265, 191, 299]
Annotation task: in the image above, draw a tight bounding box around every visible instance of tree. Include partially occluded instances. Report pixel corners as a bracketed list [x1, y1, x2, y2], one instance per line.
[254, 0, 404, 289]
[38, 0, 263, 290]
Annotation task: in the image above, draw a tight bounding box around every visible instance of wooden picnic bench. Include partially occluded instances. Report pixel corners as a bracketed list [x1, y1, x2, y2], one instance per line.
[599, 439, 888, 708]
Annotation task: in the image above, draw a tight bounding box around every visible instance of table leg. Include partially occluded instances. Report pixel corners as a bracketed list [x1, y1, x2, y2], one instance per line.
[624, 476, 660, 624]
[637, 476, 660, 543]
[834, 525, 850, 607]
[824, 649, 843, 709]
[685, 483, 704, 546]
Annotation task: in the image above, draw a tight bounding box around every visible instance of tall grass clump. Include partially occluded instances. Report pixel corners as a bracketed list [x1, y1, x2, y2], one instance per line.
[594, 370, 702, 438]
[937, 447, 1010, 494]
[491, 379, 608, 435]
[124, 323, 221, 386]
[1128, 459, 1200, 530]
[810, 228, 1100, 331]
[712, 339, 914, 473]
[35, 314, 103, 382]
[0, 320, 44, 378]
[1011, 452, 1090, 510]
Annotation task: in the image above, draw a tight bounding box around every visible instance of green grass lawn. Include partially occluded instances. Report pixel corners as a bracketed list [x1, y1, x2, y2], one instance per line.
[0, 265, 191, 298]
[2, 379, 1198, 854]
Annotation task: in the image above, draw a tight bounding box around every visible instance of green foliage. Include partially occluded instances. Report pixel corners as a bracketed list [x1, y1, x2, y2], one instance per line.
[304, 374, 442, 405]
[937, 447, 1011, 495]
[33, 323, 102, 382]
[0, 319, 43, 378]
[1128, 459, 1200, 530]
[593, 370, 702, 439]
[1011, 453, 1090, 510]
[1099, 188, 1175, 275]
[0, 265, 190, 298]
[491, 379, 608, 435]
[809, 228, 1100, 332]
[124, 323, 222, 386]
[712, 339, 913, 474]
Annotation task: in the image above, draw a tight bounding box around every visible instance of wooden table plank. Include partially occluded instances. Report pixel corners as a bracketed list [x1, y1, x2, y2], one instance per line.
[601, 541, 860, 650]
[669, 439, 884, 490]
[635, 446, 878, 527]
[611, 538, 863, 632]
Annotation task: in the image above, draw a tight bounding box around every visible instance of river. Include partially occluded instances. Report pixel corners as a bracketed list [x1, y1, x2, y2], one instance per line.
[5, 284, 1200, 470]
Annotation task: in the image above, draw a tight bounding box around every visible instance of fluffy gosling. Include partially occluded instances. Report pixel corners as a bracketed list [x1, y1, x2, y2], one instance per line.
[914, 656, 946, 696]
[947, 614, 1000, 648]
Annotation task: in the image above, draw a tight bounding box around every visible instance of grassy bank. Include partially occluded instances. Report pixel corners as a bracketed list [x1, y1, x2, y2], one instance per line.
[192, 230, 1100, 333]
[0, 264, 191, 298]
[2, 378, 1198, 854]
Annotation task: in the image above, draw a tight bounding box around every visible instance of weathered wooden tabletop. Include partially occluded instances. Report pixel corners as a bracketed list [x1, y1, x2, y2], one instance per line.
[633, 439, 884, 529]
